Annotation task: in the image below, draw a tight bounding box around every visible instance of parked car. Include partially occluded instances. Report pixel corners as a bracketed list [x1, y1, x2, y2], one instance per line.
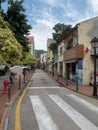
[90, 71, 98, 85]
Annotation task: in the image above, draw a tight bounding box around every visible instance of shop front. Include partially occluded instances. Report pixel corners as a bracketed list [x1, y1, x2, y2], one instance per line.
[64, 45, 84, 85]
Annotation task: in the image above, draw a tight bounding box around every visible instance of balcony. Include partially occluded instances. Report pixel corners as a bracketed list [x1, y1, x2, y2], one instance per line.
[63, 45, 84, 61]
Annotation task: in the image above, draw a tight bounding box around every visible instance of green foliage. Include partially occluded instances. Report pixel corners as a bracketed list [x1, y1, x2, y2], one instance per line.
[52, 23, 72, 42]
[0, 13, 23, 65]
[0, 54, 6, 64]
[6, 0, 32, 52]
[48, 43, 57, 53]
[22, 52, 36, 65]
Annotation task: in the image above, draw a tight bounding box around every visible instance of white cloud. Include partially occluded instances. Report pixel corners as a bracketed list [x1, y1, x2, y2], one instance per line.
[88, 0, 98, 13]
[86, 0, 98, 16]
[30, 21, 52, 51]
[30, 8, 59, 51]
[40, 0, 58, 7]
[59, 0, 79, 18]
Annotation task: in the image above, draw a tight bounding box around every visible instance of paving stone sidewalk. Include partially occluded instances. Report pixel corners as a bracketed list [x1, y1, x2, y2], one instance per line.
[0, 72, 31, 130]
[53, 74, 98, 97]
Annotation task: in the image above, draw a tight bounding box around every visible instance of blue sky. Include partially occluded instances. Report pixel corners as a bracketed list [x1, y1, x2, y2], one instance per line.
[2, 0, 98, 51]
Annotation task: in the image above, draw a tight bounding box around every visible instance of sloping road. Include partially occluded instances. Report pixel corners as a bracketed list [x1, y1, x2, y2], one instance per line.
[7, 69, 98, 130]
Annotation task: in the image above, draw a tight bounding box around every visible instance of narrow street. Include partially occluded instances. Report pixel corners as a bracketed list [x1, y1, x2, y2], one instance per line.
[7, 69, 98, 130]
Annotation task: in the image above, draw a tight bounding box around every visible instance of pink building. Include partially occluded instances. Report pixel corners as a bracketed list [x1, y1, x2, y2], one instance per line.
[26, 36, 35, 56]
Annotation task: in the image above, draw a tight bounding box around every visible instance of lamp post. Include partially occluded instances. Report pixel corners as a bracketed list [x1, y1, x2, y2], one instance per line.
[90, 37, 98, 96]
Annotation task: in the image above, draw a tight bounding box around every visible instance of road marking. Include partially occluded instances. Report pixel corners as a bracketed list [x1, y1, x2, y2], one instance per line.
[64, 87, 98, 103]
[49, 95, 98, 130]
[30, 95, 58, 130]
[15, 87, 27, 130]
[28, 86, 61, 89]
[68, 94, 98, 112]
[15, 76, 33, 130]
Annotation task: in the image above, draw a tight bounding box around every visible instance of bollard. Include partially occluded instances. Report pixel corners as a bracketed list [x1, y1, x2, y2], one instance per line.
[8, 83, 11, 103]
[23, 69, 26, 83]
[23, 74, 25, 84]
[2, 80, 9, 94]
[65, 76, 68, 86]
[19, 75, 21, 90]
[76, 75, 78, 91]
[57, 74, 59, 80]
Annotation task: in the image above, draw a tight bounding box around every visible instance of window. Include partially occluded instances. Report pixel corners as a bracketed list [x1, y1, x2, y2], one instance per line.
[60, 47, 62, 54]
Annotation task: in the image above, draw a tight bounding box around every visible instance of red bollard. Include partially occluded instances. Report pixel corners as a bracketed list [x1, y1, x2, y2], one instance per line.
[2, 80, 9, 94]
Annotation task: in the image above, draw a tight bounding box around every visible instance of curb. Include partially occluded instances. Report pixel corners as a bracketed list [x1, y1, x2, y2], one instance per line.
[57, 79, 98, 100]
[48, 74, 98, 100]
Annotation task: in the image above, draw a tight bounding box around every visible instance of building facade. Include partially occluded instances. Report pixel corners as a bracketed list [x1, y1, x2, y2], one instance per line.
[40, 53, 47, 70]
[26, 36, 35, 56]
[58, 16, 98, 85]
[47, 38, 56, 73]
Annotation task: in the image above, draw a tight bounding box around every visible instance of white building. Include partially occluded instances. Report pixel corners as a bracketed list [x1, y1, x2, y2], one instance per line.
[40, 53, 47, 70]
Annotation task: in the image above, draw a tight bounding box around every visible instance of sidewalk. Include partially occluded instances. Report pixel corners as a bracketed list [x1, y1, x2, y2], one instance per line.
[0, 72, 31, 130]
[52, 74, 98, 97]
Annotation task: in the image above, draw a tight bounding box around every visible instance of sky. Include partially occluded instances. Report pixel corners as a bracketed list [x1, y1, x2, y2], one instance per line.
[2, 0, 98, 51]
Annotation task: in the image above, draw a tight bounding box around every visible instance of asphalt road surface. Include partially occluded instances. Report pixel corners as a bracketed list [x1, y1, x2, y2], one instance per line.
[6, 69, 98, 130]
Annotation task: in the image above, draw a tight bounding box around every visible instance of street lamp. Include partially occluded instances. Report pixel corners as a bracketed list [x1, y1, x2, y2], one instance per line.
[90, 37, 98, 96]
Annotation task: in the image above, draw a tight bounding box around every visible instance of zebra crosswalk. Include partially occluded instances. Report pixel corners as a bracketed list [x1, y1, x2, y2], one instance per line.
[30, 95, 58, 130]
[30, 94, 98, 130]
[67, 94, 98, 112]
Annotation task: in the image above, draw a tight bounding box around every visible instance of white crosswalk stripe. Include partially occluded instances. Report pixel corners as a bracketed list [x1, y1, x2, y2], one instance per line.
[30, 95, 98, 130]
[49, 95, 98, 130]
[67, 94, 98, 112]
[30, 96, 58, 130]
[28, 86, 61, 89]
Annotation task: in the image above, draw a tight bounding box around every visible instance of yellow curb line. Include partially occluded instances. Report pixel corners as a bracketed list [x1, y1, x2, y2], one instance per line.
[15, 76, 33, 130]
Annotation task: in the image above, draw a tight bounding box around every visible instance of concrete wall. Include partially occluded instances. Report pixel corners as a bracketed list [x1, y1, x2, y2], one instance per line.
[58, 42, 65, 77]
[78, 17, 98, 85]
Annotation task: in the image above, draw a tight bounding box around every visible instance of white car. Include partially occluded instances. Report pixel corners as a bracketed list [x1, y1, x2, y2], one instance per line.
[90, 72, 98, 85]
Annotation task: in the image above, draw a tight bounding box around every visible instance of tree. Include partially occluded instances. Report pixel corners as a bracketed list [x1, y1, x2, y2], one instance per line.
[48, 43, 57, 53]
[22, 52, 36, 65]
[48, 23, 72, 54]
[6, 0, 32, 52]
[0, 13, 23, 65]
[52, 23, 72, 42]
